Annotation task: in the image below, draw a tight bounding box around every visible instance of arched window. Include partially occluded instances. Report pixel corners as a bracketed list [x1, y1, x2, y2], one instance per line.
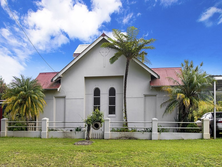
[109, 87, 116, 115]
[94, 88, 100, 110]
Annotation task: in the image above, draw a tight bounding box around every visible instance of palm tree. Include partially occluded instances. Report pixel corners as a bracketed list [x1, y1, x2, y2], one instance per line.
[101, 26, 155, 127]
[161, 60, 213, 122]
[2, 75, 46, 122]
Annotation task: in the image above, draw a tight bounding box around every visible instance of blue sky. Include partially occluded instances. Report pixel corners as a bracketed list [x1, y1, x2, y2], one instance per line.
[0, 0, 222, 83]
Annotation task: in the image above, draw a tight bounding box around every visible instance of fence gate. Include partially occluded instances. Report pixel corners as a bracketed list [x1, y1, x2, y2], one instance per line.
[91, 127, 104, 139]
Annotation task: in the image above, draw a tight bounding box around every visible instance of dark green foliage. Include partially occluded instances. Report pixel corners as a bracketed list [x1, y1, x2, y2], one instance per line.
[141, 128, 152, 132]
[0, 77, 7, 100]
[186, 123, 200, 133]
[161, 60, 214, 122]
[8, 120, 26, 131]
[111, 128, 137, 132]
[158, 125, 170, 133]
[75, 127, 82, 132]
[84, 108, 104, 125]
[5, 113, 27, 131]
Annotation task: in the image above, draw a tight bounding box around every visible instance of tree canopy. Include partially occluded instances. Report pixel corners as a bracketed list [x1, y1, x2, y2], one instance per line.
[0, 77, 7, 100]
[161, 60, 214, 122]
[101, 26, 155, 126]
[2, 75, 46, 121]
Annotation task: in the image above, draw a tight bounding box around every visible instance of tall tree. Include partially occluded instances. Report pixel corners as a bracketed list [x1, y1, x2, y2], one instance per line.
[0, 77, 7, 100]
[2, 75, 46, 121]
[101, 26, 155, 127]
[161, 60, 213, 122]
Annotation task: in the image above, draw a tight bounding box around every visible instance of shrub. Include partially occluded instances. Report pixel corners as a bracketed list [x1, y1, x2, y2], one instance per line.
[186, 123, 200, 133]
[8, 122, 26, 131]
[75, 127, 82, 132]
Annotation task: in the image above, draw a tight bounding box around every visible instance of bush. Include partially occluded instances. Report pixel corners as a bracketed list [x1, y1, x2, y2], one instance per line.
[158, 125, 169, 133]
[111, 128, 137, 132]
[8, 122, 26, 131]
[85, 108, 104, 125]
[75, 127, 82, 132]
[186, 123, 200, 133]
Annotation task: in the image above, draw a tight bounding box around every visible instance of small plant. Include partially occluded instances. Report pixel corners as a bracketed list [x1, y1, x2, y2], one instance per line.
[141, 128, 152, 132]
[48, 128, 58, 131]
[158, 125, 169, 133]
[111, 128, 130, 132]
[110, 128, 138, 132]
[130, 128, 137, 132]
[75, 127, 82, 132]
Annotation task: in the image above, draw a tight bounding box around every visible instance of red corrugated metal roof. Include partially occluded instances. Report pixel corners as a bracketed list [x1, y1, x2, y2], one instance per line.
[36, 72, 60, 90]
[37, 68, 181, 89]
[150, 67, 182, 86]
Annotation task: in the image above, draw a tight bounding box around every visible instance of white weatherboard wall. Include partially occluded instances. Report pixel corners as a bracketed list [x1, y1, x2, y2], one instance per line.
[39, 38, 177, 126]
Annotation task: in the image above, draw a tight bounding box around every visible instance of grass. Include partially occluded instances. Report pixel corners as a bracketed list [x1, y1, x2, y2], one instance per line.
[0, 138, 222, 167]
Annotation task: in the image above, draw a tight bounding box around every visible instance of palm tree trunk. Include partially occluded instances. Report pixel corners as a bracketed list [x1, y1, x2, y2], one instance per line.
[123, 59, 130, 128]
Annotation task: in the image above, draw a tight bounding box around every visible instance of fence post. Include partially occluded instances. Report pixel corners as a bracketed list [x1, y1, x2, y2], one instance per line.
[1, 118, 8, 137]
[41, 118, 49, 139]
[152, 118, 158, 140]
[202, 118, 210, 139]
[104, 118, 110, 139]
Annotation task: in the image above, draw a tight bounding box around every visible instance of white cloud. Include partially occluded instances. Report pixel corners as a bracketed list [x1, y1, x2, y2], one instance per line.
[198, 7, 222, 26]
[0, 48, 25, 84]
[0, 0, 20, 21]
[23, 0, 122, 50]
[104, 31, 115, 39]
[126, 0, 137, 5]
[160, 0, 178, 7]
[123, 13, 133, 24]
[0, 0, 122, 83]
[0, 26, 32, 83]
[145, 0, 179, 7]
[137, 13, 141, 16]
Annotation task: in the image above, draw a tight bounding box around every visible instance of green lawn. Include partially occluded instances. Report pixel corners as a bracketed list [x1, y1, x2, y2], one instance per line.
[0, 138, 221, 167]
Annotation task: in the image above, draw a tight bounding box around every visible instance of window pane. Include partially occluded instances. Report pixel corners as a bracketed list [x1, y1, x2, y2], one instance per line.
[94, 97, 100, 105]
[109, 97, 115, 105]
[94, 87, 100, 110]
[94, 88, 100, 96]
[109, 106, 115, 115]
[109, 87, 115, 96]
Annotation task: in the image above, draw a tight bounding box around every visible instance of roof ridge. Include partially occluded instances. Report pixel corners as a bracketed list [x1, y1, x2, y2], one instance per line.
[151, 67, 181, 69]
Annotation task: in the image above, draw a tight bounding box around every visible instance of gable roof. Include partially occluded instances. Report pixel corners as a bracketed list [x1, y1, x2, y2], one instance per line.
[37, 33, 182, 89]
[52, 33, 160, 82]
[36, 72, 60, 90]
[150, 67, 182, 87]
